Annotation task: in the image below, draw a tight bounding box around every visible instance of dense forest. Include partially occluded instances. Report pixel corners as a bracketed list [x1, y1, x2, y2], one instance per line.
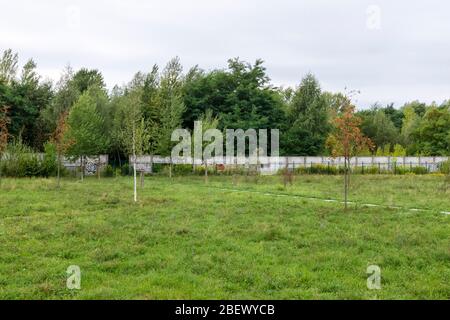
[0, 48, 449, 162]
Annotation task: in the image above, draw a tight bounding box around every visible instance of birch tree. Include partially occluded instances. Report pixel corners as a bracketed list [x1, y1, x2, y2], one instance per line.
[0, 49, 18, 85]
[154, 58, 185, 177]
[198, 109, 220, 183]
[120, 90, 150, 202]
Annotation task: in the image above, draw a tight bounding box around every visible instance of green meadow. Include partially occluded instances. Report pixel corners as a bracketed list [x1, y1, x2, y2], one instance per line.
[0, 175, 449, 299]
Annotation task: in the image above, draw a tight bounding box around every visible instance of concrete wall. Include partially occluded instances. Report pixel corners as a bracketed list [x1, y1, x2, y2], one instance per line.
[1, 153, 109, 175]
[130, 155, 449, 174]
[62, 155, 108, 175]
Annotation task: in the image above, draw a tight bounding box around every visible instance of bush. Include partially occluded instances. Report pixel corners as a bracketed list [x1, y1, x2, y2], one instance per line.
[411, 166, 429, 175]
[173, 164, 194, 175]
[292, 164, 341, 175]
[439, 160, 450, 174]
[276, 163, 435, 176]
[360, 165, 380, 174]
[23, 156, 41, 177]
[393, 165, 410, 175]
[102, 164, 114, 177]
[391, 165, 428, 175]
[193, 165, 206, 175]
[1, 141, 27, 177]
[41, 142, 58, 177]
[0, 141, 61, 178]
[153, 164, 251, 176]
[1, 141, 40, 177]
[152, 163, 164, 174]
[121, 164, 130, 176]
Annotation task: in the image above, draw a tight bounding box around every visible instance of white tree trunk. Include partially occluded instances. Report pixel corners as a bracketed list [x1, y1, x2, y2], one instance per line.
[57, 153, 61, 188]
[97, 156, 101, 179]
[150, 154, 154, 174]
[80, 156, 84, 182]
[133, 155, 137, 202]
[132, 116, 137, 203]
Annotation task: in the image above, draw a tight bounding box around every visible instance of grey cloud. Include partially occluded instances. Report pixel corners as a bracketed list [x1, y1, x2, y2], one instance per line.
[1, 0, 449, 108]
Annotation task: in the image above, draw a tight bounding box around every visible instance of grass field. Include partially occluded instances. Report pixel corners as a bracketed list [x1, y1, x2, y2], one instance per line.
[0, 174, 449, 299]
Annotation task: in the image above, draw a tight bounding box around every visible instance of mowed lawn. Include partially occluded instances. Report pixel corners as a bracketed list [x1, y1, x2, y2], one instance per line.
[0, 175, 449, 299]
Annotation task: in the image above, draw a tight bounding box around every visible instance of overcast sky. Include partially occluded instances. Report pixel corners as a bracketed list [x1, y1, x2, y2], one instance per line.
[1, 0, 449, 108]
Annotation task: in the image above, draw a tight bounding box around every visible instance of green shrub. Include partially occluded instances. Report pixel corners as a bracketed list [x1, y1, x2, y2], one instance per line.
[193, 165, 206, 175]
[41, 142, 58, 177]
[152, 163, 164, 174]
[173, 164, 194, 175]
[121, 164, 130, 176]
[411, 166, 429, 175]
[0, 141, 60, 178]
[1, 141, 35, 177]
[293, 164, 340, 175]
[393, 165, 409, 175]
[361, 165, 380, 174]
[24, 156, 42, 177]
[277, 163, 436, 176]
[439, 160, 450, 174]
[102, 164, 114, 177]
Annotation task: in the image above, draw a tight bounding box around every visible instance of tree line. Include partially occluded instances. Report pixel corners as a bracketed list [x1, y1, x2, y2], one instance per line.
[1, 48, 449, 165]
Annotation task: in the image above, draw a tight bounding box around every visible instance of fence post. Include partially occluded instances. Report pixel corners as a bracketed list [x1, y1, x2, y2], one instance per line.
[362, 162, 364, 175]
[378, 162, 381, 174]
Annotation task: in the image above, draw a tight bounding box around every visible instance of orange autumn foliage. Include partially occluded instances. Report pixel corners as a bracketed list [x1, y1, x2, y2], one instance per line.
[327, 103, 374, 159]
[0, 106, 10, 155]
